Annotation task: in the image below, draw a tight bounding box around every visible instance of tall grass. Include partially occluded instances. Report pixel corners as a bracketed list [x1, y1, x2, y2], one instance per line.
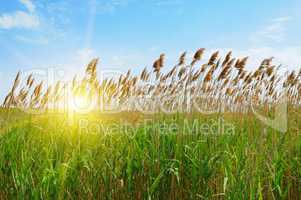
[0, 111, 300, 199]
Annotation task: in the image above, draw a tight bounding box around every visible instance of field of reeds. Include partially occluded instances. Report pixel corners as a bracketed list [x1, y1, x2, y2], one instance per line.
[0, 48, 300, 199]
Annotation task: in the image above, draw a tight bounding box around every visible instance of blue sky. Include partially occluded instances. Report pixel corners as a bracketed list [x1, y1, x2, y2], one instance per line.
[0, 0, 301, 99]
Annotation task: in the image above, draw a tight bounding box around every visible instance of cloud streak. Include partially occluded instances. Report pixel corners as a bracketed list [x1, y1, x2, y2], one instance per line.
[15, 35, 49, 45]
[250, 16, 292, 44]
[155, 0, 183, 6]
[93, 0, 131, 14]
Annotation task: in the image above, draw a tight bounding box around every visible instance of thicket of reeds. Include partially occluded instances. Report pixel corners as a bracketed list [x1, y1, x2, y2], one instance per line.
[2, 48, 300, 113]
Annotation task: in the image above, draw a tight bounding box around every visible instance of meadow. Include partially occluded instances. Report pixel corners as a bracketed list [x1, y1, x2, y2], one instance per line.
[0, 49, 300, 199]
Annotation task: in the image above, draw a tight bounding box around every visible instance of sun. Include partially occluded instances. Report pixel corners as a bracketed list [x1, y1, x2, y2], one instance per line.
[69, 94, 93, 113]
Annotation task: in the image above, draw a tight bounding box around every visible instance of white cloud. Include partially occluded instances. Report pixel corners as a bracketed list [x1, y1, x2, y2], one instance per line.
[0, 0, 39, 29]
[20, 0, 36, 13]
[0, 11, 39, 29]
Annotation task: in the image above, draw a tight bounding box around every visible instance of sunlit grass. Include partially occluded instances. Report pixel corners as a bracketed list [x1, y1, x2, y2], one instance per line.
[0, 110, 300, 199]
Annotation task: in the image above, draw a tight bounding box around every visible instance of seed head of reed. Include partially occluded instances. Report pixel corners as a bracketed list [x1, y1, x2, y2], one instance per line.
[193, 48, 205, 61]
[153, 54, 165, 72]
[178, 52, 186, 66]
[208, 51, 219, 65]
[26, 74, 33, 86]
[190, 48, 205, 66]
[11, 71, 21, 93]
[86, 58, 99, 74]
[222, 51, 232, 67]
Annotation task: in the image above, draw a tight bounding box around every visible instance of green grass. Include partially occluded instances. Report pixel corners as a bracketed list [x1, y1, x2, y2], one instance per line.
[0, 110, 300, 199]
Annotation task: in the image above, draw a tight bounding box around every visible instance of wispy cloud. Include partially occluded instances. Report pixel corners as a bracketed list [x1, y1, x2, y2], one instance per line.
[20, 0, 36, 13]
[250, 16, 292, 44]
[0, 0, 39, 29]
[244, 16, 300, 69]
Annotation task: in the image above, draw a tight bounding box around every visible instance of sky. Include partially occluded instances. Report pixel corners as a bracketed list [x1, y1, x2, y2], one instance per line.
[0, 0, 301, 99]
